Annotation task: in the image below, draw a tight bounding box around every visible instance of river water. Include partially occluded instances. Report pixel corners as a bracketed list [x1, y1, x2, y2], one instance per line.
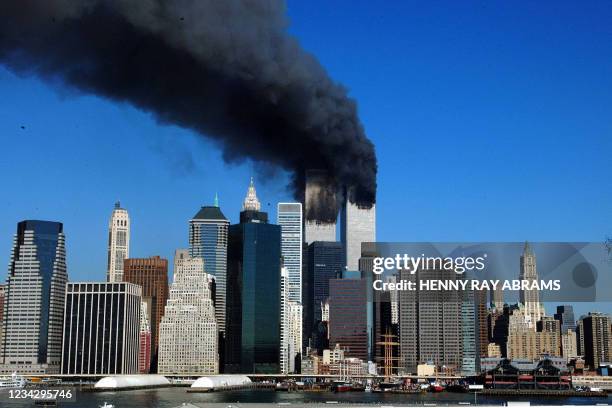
[2, 388, 611, 407]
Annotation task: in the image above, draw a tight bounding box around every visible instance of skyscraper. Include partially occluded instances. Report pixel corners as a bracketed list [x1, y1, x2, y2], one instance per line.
[158, 256, 218, 374]
[280, 267, 302, 373]
[278, 203, 303, 303]
[519, 242, 545, 328]
[1, 221, 67, 374]
[189, 199, 229, 333]
[507, 307, 560, 360]
[537, 316, 562, 356]
[123, 256, 168, 372]
[0, 284, 5, 364]
[561, 329, 578, 361]
[303, 241, 344, 351]
[61, 282, 141, 375]
[139, 302, 152, 374]
[304, 170, 337, 243]
[399, 267, 462, 374]
[475, 289, 489, 359]
[554, 305, 576, 334]
[226, 179, 282, 373]
[328, 275, 368, 360]
[579, 312, 612, 370]
[173, 249, 189, 272]
[107, 202, 130, 282]
[461, 285, 479, 375]
[490, 285, 504, 312]
[341, 195, 376, 271]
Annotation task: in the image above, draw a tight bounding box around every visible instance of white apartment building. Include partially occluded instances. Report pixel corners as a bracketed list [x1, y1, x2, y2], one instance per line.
[158, 256, 218, 374]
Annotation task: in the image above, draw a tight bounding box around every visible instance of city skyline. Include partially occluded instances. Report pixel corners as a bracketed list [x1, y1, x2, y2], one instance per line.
[2, 5, 612, 405]
[1, 182, 611, 377]
[1, 192, 610, 319]
[1, 2, 611, 301]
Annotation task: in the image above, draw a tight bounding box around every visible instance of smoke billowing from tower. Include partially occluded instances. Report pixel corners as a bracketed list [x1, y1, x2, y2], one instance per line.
[0, 0, 377, 221]
[304, 170, 338, 224]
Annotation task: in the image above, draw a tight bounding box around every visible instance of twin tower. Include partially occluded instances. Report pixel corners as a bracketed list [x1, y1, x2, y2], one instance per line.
[304, 170, 376, 271]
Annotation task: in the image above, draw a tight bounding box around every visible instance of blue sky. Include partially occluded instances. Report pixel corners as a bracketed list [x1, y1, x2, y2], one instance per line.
[1, 1, 611, 316]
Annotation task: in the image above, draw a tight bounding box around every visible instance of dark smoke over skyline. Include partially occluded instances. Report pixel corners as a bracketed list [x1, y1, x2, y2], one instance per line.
[0, 0, 376, 222]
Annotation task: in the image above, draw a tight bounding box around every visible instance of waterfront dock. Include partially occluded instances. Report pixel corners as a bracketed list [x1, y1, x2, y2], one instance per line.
[480, 389, 608, 398]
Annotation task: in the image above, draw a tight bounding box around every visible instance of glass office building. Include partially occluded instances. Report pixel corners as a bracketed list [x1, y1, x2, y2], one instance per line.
[554, 305, 577, 334]
[277, 203, 302, 303]
[1, 220, 67, 374]
[225, 180, 281, 373]
[328, 276, 368, 360]
[189, 203, 229, 333]
[303, 241, 344, 351]
[61, 282, 141, 375]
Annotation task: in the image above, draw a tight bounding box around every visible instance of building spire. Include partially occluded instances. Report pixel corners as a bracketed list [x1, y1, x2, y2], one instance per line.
[242, 177, 261, 211]
[214, 192, 219, 207]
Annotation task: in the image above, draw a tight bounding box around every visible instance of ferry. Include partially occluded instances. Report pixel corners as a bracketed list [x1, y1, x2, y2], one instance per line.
[0, 372, 26, 388]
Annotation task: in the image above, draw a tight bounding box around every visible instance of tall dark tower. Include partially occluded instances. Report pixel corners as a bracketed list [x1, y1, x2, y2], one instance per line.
[225, 178, 282, 373]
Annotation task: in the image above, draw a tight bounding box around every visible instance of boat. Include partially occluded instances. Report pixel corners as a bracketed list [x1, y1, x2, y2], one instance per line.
[332, 381, 353, 392]
[429, 382, 445, 392]
[275, 382, 290, 391]
[0, 372, 26, 388]
[446, 383, 468, 393]
[99, 403, 115, 408]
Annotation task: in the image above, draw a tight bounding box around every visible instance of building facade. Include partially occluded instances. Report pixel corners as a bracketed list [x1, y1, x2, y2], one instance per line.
[519, 242, 545, 328]
[303, 241, 344, 352]
[278, 203, 303, 303]
[554, 305, 577, 334]
[328, 276, 368, 361]
[580, 313, 612, 370]
[139, 301, 152, 374]
[461, 287, 479, 375]
[106, 202, 130, 282]
[226, 179, 281, 373]
[189, 202, 229, 333]
[561, 329, 578, 361]
[280, 267, 303, 374]
[507, 307, 560, 361]
[61, 282, 141, 375]
[491, 285, 504, 312]
[1, 221, 67, 374]
[340, 196, 375, 271]
[158, 256, 218, 374]
[398, 267, 462, 374]
[304, 170, 337, 244]
[0, 284, 5, 364]
[123, 256, 168, 372]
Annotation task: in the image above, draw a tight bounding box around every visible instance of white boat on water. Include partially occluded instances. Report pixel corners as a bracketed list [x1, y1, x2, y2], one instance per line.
[0, 372, 26, 388]
[99, 402, 115, 408]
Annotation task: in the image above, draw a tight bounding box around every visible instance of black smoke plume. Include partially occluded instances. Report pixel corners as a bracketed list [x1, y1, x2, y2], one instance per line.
[0, 0, 376, 222]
